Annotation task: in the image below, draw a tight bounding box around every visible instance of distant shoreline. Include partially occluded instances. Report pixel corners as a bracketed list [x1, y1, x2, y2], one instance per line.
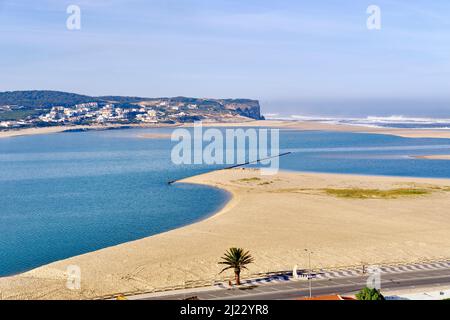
[413, 155, 450, 160]
[0, 120, 450, 139]
[0, 123, 182, 139]
[192, 120, 450, 139]
[3, 119, 450, 140]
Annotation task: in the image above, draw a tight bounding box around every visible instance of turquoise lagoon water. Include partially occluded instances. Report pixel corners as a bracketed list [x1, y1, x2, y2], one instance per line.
[1, 127, 450, 276]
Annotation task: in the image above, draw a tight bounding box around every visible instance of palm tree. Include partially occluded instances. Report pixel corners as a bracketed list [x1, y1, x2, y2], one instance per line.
[219, 248, 254, 285]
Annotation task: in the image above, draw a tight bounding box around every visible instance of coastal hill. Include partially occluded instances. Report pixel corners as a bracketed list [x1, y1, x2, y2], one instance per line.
[0, 90, 264, 129]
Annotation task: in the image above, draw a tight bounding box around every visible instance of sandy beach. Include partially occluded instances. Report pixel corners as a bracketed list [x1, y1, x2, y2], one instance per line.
[414, 155, 450, 160]
[191, 120, 450, 139]
[137, 133, 173, 139]
[0, 126, 84, 138]
[0, 123, 180, 139]
[2, 169, 450, 300]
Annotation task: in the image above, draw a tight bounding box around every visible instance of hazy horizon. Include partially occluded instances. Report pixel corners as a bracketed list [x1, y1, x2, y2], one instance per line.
[1, 0, 449, 117]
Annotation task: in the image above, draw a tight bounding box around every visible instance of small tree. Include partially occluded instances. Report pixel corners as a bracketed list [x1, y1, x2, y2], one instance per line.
[219, 248, 254, 285]
[356, 287, 385, 300]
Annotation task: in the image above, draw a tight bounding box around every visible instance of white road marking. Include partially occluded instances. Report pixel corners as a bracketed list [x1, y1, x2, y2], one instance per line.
[213, 261, 450, 289]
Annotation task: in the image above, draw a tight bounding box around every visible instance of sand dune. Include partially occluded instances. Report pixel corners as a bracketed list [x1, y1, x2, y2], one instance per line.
[2, 169, 450, 299]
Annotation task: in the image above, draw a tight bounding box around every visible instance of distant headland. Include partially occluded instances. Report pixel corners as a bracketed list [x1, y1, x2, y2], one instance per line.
[0, 90, 264, 131]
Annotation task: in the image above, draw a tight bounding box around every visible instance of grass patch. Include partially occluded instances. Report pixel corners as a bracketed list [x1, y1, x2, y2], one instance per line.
[237, 177, 262, 183]
[0, 109, 45, 121]
[324, 188, 430, 199]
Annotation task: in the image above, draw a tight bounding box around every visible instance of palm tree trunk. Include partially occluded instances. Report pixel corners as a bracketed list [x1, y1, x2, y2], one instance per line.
[235, 269, 241, 285]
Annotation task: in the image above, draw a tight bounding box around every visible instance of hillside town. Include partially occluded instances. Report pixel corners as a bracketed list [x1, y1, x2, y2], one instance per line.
[0, 94, 263, 130]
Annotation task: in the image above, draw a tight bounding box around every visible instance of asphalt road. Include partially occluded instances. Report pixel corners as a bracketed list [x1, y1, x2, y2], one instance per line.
[137, 268, 450, 300]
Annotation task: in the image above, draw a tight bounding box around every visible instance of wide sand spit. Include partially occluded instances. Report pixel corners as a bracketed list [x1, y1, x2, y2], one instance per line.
[2, 168, 450, 299]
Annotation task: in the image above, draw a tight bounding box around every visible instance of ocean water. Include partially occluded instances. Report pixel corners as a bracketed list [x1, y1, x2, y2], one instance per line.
[1, 127, 450, 276]
[266, 115, 450, 129]
[338, 116, 450, 129]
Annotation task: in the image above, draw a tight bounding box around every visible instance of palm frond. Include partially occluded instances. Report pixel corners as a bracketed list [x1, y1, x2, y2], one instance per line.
[219, 265, 234, 274]
[218, 247, 254, 274]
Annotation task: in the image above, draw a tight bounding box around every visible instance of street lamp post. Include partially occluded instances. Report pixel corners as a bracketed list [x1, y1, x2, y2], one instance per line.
[305, 249, 313, 298]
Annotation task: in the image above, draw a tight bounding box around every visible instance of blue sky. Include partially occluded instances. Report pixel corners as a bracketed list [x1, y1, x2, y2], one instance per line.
[1, 0, 449, 116]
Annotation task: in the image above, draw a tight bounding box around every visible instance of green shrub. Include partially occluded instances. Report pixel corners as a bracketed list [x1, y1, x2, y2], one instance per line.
[324, 188, 429, 199]
[356, 287, 385, 300]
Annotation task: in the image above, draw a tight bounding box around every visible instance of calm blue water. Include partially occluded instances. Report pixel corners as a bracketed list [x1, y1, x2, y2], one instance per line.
[276, 130, 450, 178]
[1, 128, 450, 276]
[0, 129, 229, 277]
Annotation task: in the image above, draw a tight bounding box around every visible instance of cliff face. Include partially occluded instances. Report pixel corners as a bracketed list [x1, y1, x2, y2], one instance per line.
[222, 99, 265, 120]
